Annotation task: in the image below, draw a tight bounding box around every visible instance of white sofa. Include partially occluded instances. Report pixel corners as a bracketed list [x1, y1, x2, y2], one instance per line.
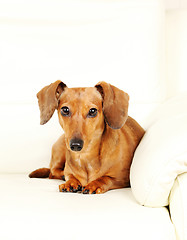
[0, 1, 187, 240]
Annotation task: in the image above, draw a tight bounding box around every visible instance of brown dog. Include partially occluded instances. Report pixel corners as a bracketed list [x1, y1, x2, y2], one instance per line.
[29, 81, 145, 194]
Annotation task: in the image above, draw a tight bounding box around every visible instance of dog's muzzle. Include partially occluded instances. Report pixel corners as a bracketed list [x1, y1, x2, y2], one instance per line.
[70, 138, 84, 152]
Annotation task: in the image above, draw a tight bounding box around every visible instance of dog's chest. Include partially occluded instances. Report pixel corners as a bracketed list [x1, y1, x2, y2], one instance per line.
[68, 154, 101, 185]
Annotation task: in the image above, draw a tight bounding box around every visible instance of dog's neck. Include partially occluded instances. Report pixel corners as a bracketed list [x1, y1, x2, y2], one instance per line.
[66, 130, 104, 170]
[65, 125, 116, 185]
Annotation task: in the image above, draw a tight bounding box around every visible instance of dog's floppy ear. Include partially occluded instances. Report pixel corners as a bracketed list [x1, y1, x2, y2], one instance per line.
[37, 80, 67, 125]
[95, 81, 129, 129]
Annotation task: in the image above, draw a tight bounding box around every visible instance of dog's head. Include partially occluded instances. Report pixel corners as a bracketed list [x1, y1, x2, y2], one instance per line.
[37, 81, 129, 152]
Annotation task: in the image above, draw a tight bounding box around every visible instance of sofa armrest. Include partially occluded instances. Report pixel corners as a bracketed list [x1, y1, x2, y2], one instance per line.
[169, 172, 187, 240]
[130, 94, 187, 207]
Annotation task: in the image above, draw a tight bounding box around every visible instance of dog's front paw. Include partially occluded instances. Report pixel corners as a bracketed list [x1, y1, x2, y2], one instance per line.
[82, 182, 104, 194]
[59, 180, 82, 193]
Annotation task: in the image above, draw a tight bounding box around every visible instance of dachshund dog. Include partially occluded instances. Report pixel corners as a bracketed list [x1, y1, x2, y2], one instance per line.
[29, 81, 145, 194]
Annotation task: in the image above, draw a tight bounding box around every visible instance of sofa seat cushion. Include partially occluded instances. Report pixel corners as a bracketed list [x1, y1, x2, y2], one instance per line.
[169, 172, 187, 240]
[0, 174, 175, 240]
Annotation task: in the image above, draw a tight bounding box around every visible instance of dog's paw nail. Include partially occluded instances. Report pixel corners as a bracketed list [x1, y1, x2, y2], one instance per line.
[92, 191, 96, 194]
[72, 188, 78, 193]
[77, 185, 82, 191]
[83, 189, 89, 194]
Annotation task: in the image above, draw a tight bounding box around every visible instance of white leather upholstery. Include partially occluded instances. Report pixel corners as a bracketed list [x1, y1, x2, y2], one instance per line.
[0, 1, 186, 240]
[130, 94, 187, 207]
[0, 174, 176, 240]
[169, 173, 187, 240]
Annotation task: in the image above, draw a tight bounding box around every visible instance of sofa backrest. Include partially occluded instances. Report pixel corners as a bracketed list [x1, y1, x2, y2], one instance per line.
[166, 9, 187, 98]
[0, 0, 166, 173]
[0, 0, 165, 105]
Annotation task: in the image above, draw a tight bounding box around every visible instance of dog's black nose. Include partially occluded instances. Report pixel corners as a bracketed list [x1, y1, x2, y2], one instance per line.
[70, 139, 84, 151]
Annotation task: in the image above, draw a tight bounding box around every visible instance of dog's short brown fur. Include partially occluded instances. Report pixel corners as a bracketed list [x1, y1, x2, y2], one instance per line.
[29, 81, 145, 194]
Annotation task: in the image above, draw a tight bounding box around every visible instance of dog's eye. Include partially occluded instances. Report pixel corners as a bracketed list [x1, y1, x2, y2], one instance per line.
[61, 106, 70, 116]
[88, 108, 98, 118]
